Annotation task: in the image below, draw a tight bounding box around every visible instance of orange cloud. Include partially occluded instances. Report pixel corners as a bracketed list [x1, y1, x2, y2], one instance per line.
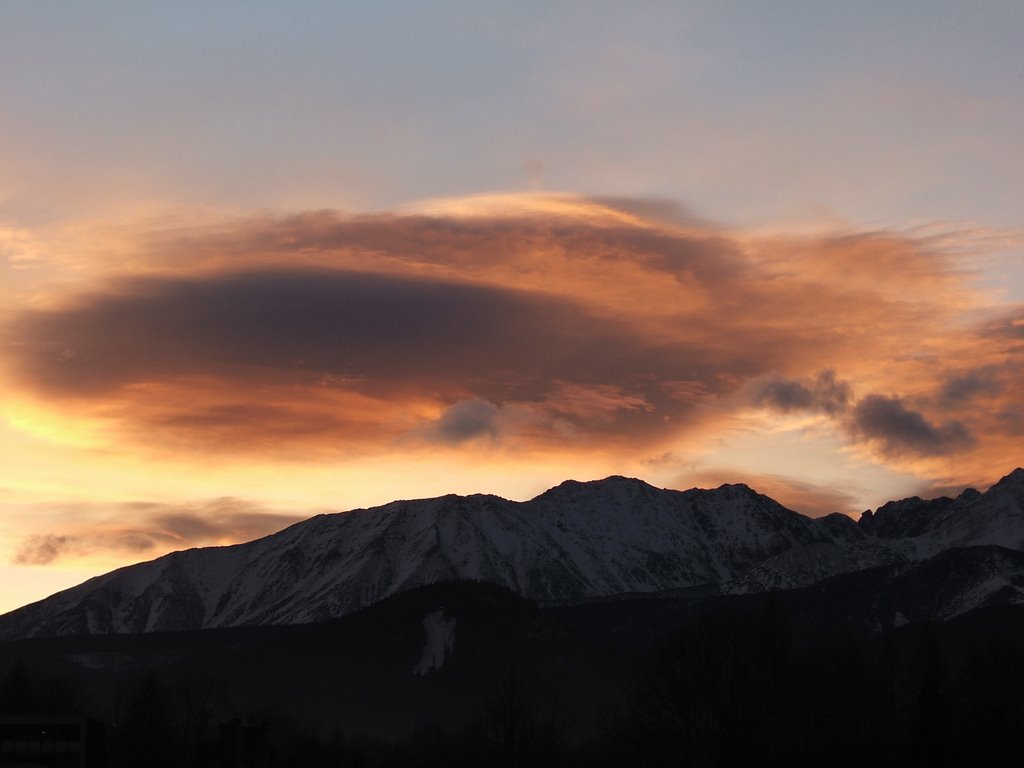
[1, 194, 1019, 492]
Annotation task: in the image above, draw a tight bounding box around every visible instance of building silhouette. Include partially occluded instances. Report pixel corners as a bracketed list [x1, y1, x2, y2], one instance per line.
[0, 716, 105, 768]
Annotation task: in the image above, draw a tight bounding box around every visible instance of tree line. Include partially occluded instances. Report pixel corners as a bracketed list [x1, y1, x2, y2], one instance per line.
[2, 604, 1023, 767]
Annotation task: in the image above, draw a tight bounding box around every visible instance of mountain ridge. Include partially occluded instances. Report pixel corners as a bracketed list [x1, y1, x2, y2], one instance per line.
[1, 469, 1022, 640]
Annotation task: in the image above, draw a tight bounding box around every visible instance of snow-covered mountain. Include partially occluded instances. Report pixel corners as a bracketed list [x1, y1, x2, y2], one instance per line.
[1, 469, 1023, 639]
[727, 469, 1024, 595]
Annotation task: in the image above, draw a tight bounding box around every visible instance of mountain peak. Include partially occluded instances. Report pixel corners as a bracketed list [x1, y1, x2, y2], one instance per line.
[713, 482, 756, 493]
[992, 467, 1024, 490]
[534, 475, 658, 500]
[578, 475, 657, 489]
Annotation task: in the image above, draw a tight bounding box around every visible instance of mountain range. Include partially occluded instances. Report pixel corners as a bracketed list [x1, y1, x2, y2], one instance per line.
[2, 468, 1023, 640]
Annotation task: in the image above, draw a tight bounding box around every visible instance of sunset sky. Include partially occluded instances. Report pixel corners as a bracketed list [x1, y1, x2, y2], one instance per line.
[1, 2, 1022, 614]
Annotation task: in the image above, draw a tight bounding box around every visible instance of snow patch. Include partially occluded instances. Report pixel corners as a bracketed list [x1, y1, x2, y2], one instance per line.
[413, 609, 456, 675]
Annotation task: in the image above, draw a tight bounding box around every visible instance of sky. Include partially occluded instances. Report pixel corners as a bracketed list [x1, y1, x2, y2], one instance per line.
[1, 1, 1022, 614]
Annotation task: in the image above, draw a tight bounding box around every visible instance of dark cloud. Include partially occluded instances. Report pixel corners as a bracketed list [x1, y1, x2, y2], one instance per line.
[13, 534, 79, 565]
[15, 531, 157, 565]
[939, 369, 1002, 404]
[849, 394, 974, 457]
[4, 267, 772, 449]
[753, 370, 850, 415]
[752, 372, 980, 458]
[432, 398, 500, 443]
[754, 378, 816, 411]
[11, 499, 307, 566]
[8, 269, 658, 398]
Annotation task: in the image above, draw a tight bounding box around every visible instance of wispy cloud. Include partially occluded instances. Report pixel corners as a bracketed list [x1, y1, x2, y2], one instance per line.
[12, 498, 306, 566]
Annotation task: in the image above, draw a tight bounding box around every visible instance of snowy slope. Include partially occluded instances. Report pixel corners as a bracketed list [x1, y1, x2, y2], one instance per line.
[1, 469, 1022, 639]
[730, 469, 1024, 594]
[859, 468, 1024, 556]
[0, 477, 834, 638]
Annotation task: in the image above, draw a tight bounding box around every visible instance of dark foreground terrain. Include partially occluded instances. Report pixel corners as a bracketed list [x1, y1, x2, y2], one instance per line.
[3, 578, 1024, 767]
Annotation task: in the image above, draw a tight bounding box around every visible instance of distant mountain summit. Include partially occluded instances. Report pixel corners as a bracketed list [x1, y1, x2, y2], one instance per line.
[860, 467, 1024, 549]
[2, 469, 1023, 639]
